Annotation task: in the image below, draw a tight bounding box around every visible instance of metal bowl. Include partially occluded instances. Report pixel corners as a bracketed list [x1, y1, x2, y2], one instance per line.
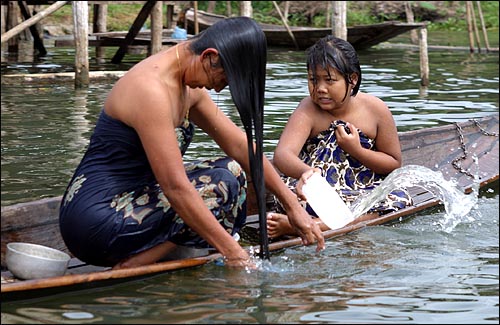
[6, 242, 71, 280]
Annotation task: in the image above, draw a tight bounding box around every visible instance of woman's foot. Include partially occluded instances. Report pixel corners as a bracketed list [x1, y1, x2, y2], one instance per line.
[267, 212, 297, 239]
[112, 241, 177, 270]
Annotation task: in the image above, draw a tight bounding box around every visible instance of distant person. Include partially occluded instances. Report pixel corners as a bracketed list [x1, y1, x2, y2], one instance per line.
[268, 35, 412, 238]
[59, 17, 324, 270]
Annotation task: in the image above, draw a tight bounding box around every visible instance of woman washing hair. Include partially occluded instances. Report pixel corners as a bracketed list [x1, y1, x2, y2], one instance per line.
[59, 17, 324, 269]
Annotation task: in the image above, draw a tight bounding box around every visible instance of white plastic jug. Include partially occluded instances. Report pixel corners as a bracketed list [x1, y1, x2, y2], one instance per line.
[302, 173, 355, 230]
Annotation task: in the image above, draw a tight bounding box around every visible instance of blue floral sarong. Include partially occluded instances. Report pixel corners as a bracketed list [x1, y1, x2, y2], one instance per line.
[274, 120, 412, 217]
[59, 109, 247, 267]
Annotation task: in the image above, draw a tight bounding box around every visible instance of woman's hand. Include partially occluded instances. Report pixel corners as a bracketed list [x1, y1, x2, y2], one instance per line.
[223, 250, 257, 269]
[286, 204, 325, 252]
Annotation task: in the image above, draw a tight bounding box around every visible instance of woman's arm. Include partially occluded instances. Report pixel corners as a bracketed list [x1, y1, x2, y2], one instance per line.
[191, 90, 325, 251]
[127, 87, 251, 267]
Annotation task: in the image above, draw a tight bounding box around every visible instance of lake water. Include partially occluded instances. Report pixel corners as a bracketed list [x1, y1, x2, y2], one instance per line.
[1, 33, 499, 324]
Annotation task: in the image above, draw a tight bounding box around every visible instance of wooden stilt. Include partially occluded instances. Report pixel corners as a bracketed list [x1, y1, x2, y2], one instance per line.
[404, 1, 418, 45]
[475, 1, 490, 52]
[7, 2, 19, 52]
[419, 27, 429, 86]
[469, 1, 482, 52]
[150, 1, 163, 56]
[332, 1, 347, 41]
[93, 3, 107, 64]
[72, 1, 89, 88]
[193, 1, 199, 34]
[466, 1, 475, 53]
[17, 1, 47, 56]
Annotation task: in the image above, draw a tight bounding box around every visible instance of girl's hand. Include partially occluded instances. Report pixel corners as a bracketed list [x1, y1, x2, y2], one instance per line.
[335, 122, 360, 155]
[296, 168, 321, 201]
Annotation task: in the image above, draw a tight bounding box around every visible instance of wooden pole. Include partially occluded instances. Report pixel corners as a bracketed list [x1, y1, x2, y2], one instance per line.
[111, 0, 157, 64]
[1, 3, 6, 36]
[193, 1, 199, 34]
[475, 1, 490, 52]
[7, 2, 20, 51]
[93, 3, 107, 63]
[332, 1, 347, 40]
[165, 3, 173, 29]
[465, 1, 475, 53]
[404, 1, 418, 44]
[240, 1, 252, 17]
[150, 1, 163, 55]
[470, 1, 482, 52]
[17, 1, 47, 56]
[72, 1, 89, 88]
[1, 1, 67, 44]
[325, 1, 332, 28]
[272, 1, 299, 50]
[419, 26, 429, 87]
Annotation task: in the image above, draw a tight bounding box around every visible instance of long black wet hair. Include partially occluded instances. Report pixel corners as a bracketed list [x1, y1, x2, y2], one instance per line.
[306, 35, 362, 102]
[190, 17, 269, 259]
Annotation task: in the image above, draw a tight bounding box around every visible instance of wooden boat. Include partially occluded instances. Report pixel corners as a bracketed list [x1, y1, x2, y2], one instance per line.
[1, 114, 498, 301]
[183, 9, 427, 50]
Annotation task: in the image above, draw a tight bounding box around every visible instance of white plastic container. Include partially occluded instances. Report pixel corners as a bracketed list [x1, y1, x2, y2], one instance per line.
[302, 173, 355, 230]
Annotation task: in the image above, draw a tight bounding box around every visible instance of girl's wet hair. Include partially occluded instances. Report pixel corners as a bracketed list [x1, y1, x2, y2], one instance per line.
[306, 35, 362, 97]
[189, 17, 269, 258]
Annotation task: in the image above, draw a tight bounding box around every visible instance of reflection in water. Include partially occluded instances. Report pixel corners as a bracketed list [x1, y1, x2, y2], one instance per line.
[6, 307, 102, 324]
[66, 88, 91, 167]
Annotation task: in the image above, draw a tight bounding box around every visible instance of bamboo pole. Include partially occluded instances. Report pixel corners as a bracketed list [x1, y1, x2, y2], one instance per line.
[72, 1, 89, 88]
[272, 1, 298, 50]
[1, 1, 68, 43]
[475, 1, 490, 52]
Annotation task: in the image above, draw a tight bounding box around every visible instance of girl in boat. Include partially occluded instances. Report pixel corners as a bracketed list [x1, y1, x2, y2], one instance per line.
[59, 17, 324, 269]
[267, 35, 413, 238]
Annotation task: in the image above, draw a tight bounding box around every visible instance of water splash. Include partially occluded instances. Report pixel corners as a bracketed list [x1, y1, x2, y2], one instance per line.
[349, 164, 479, 233]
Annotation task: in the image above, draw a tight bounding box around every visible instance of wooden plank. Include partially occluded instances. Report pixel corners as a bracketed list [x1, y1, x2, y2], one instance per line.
[1, 1, 67, 43]
[1, 70, 126, 85]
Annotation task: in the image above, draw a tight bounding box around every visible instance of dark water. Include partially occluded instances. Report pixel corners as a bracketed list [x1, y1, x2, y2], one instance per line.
[1, 34, 499, 323]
